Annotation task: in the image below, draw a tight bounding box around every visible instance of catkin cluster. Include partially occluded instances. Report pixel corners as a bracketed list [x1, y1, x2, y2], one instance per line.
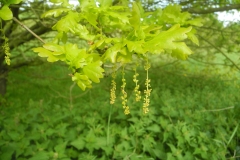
[2, 37, 11, 65]
[109, 61, 152, 115]
[143, 62, 152, 114]
[110, 72, 116, 104]
[121, 71, 130, 115]
[133, 68, 141, 102]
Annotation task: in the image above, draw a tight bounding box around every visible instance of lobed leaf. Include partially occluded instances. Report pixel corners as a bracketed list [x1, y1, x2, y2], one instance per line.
[144, 24, 192, 58]
[72, 73, 92, 91]
[129, 2, 141, 29]
[83, 60, 104, 83]
[33, 47, 61, 62]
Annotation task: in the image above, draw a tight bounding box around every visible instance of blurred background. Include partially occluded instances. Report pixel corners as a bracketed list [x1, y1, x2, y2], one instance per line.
[1, 0, 240, 159]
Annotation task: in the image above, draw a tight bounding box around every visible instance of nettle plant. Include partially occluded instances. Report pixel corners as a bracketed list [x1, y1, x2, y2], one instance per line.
[1, 0, 202, 114]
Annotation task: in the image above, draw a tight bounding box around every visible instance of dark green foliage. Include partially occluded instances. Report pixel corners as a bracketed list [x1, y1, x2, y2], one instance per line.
[1, 63, 240, 159]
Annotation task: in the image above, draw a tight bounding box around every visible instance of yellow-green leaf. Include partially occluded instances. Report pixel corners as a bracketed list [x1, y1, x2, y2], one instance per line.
[41, 8, 70, 18]
[83, 61, 104, 83]
[72, 73, 92, 91]
[187, 29, 199, 46]
[0, 5, 13, 20]
[103, 43, 122, 63]
[33, 47, 61, 62]
[43, 43, 65, 55]
[129, 2, 141, 29]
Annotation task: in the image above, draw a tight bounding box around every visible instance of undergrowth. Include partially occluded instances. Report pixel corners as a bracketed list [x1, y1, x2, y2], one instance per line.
[0, 63, 240, 160]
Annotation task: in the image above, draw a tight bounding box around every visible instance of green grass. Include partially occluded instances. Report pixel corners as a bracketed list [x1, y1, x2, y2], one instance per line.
[1, 61, 240, 159]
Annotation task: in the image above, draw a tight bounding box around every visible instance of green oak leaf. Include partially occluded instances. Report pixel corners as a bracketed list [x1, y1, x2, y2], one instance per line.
[0, 5, 13, 20]
[107, 11, 130, 24]
[171, 42, 192, 60]
[83, 9, 99, 29]
[125, 40, 144, 54]
[74, 24, 95, 41]
[129, 2, 141, 29]
[186, 18, 203, 27]
[187, 29, 199, 46]
[83, 61, 104, 83]
[117, 47, 133, 63]
[43, 43, 65, 55]
[54, 32, 68, 43]
[144, 24, 192, 57]
[164, 5, 190, 24]
[103, 43, 122, 63]
[33, 47, 64, 62]
[41, 8, 70, 18]
[72, 73, 92, 91]
[65, 43, 88, 68]
[52, 11, 80, 32]
[79, 0, 96, 11]
[88, 39, 105, 52]
[65, 43, 85, 61]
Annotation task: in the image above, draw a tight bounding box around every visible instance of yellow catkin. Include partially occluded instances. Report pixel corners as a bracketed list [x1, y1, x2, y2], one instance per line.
[110, 71, 116, 104]
[143, 60, 152, 114]
[133, 67, 141, 102]
[2, 37, 11, 65]
[121, 67, 130, 115]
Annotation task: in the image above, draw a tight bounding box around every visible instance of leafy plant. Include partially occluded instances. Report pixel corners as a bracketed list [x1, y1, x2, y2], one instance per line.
[1, 65, 240, 159]
[31, 0, 201, 91]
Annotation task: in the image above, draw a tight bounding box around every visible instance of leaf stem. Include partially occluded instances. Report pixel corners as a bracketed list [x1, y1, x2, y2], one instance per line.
[107, 104, 112, 145]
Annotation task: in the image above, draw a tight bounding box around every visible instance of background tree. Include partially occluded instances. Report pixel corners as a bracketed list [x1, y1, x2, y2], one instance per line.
[0, 0, 54, 95]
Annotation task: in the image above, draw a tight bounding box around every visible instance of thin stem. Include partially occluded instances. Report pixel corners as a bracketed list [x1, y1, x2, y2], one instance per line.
[12, 17, 46, 44]
[69, 82, 76, 110]
[200, 106, 234, 112]
[107, 104, 112, 145]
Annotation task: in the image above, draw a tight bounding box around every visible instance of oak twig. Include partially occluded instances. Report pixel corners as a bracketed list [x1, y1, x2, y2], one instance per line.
[12, 17, 46, 44]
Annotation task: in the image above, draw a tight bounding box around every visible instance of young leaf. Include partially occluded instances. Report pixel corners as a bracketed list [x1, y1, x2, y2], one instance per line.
[72, 73, 92, 91]
[171, 42, 192, 60]
[41, 8, 70, 18]
[83, 60, 104, 83]
[129, 2, 141, 29]
[103, 43, 122, 63]
[117, 47, 133, 63]
[52, 11, 80, 33]
[144, 24, 192, 57]
[33, 47, 61, 62]
[0, 5, 13, 20]
[83, 9, 99, 29]
[79, 0, 96, 11]
[43, 43, 65, 55]
[125, 40, 145, 54]
[187, 29, 199, 46]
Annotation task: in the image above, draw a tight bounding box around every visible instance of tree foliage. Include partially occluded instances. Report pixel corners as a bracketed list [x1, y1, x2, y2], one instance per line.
[31, 0, 201, 91]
